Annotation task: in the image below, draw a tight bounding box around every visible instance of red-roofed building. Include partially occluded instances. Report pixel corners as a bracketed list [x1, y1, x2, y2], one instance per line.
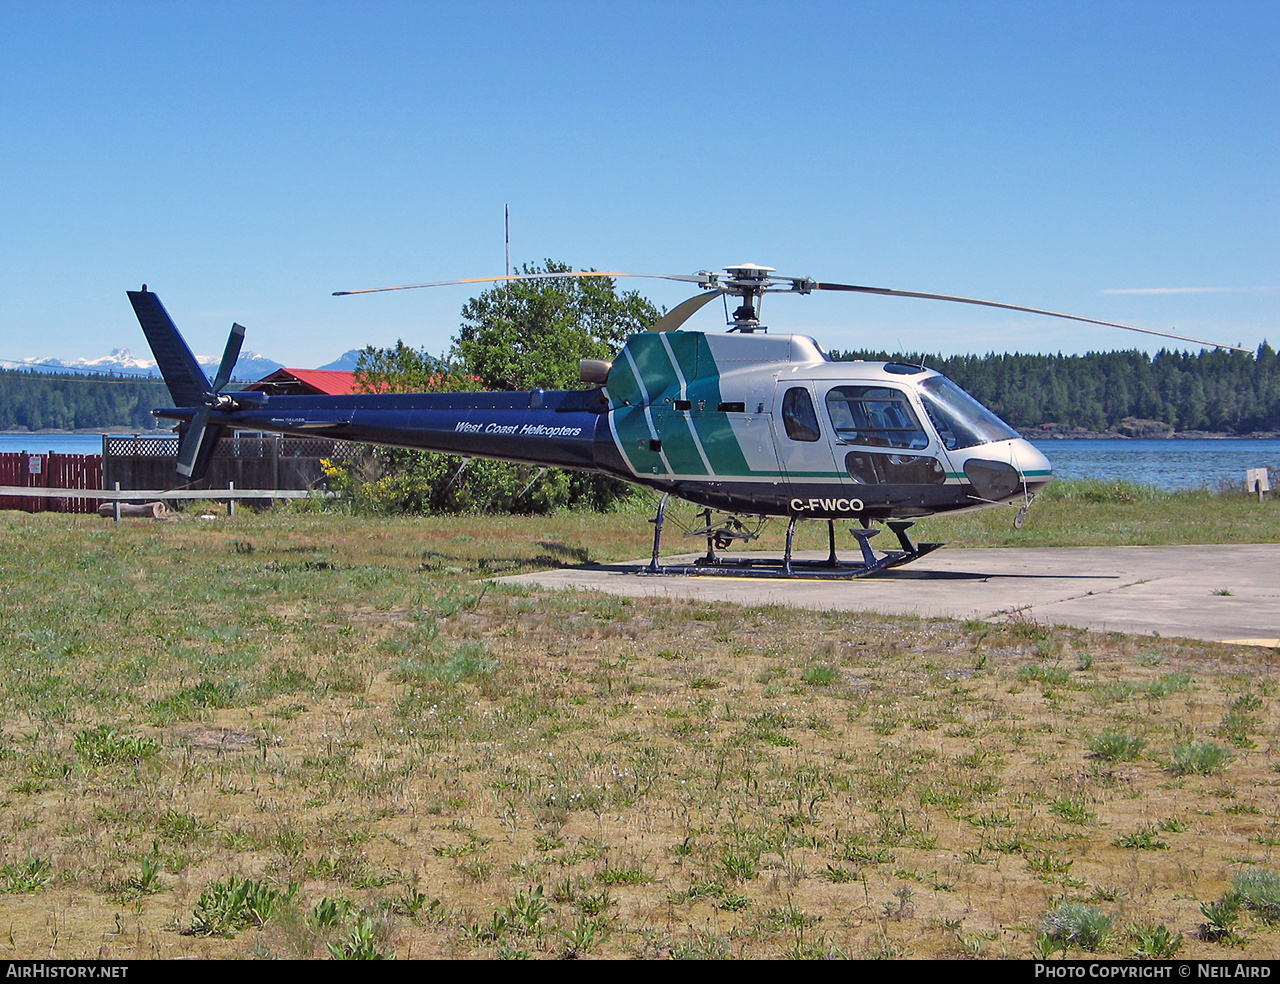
[242, 368, 361, 396]
[244, 367, 480, 396]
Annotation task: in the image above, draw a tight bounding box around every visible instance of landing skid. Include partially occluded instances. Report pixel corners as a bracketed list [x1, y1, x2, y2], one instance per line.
[644, 495, 944, 579]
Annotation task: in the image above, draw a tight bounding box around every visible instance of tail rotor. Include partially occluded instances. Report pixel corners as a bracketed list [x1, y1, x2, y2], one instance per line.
[175, 323, 244, 478]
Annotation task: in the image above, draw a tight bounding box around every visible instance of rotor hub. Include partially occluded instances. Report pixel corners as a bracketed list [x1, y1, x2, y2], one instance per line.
[721, 264, 776, 332]
[723, 263, 775, 282]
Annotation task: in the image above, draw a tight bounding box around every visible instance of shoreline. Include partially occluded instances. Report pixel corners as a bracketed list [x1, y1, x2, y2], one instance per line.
[1, 428, 169, 436]
[1021, 428, 1280, 441]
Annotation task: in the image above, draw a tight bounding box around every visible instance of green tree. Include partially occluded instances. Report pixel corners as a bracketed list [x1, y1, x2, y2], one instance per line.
[453, 260, 660, 390]
[331, 263, 658, 514]
[353, 341, 471, 394]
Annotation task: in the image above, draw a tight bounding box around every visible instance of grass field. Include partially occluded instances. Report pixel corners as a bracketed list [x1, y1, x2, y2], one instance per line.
[0, 484, 1277, 960]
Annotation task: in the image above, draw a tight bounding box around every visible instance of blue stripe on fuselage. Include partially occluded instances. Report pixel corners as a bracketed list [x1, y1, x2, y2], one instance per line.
[174, 390, 619, 473]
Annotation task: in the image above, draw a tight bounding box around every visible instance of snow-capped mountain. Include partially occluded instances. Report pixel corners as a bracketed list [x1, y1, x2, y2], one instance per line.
[7, 347, 286, 381]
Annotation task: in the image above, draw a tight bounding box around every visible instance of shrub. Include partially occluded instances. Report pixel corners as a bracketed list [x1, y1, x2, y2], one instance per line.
[327, 914, 395, 960]
[1087, 731, 1147, 762]
[1199, 895, 1242, 942]
[1232, 867, 1280, 923]
[1049, 797, 1096, 825]
[1170, 740, 1232, 776]
[391, 643, 499, 685]
[1, 856, 53, 893]
[1115, 824, 1169, 850]
[191, 876, 297, 937]
[1040, 903, 1114, 952]
[73, 727, 159, 766]
[1019, 664, 1071, 686]
[802, 664, 839, 686]
[1128, 921, 1183, 958]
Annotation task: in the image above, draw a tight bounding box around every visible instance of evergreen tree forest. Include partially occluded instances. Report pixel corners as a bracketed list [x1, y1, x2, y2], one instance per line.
[830, 344, 1280, 435]
[0, 370, 170, 431]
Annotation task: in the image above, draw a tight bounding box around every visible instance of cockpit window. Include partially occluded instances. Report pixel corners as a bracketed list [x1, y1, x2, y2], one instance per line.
[918, 376, 1019, 450]
[824, 386, 928, 450]
[782, 386, 821, 442]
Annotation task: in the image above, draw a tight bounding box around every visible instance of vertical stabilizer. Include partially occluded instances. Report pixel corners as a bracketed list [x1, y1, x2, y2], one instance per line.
[127, 289, 210, 406]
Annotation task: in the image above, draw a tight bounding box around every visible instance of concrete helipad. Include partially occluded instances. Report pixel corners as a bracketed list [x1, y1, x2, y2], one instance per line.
[496, 544, 1280, 646]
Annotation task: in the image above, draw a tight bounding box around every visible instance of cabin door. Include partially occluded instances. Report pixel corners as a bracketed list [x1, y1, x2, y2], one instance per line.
[772, 382, 841, 485]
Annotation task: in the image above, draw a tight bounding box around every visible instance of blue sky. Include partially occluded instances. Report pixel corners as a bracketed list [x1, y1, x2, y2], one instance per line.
[1, 0, 1275, 368]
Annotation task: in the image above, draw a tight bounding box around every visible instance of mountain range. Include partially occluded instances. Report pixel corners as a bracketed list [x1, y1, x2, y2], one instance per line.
[4, 347, 364, 381]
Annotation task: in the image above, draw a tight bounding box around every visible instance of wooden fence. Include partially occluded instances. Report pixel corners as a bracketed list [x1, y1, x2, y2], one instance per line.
[0, 453, 103, 513]
[102, 434, 353, 492]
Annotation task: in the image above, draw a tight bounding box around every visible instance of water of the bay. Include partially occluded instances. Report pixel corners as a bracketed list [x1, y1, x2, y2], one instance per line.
[2, 433, 1277, 492]
[0, 433, 114, 455]
[1029, 438, 1280, 491]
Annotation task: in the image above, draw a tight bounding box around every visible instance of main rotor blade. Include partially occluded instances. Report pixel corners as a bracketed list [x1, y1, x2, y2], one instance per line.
[650, 289, 726, 332]
[209, 323, 246, 393]
[811, 281, 1253, 353]
[334, 271, 712, 296]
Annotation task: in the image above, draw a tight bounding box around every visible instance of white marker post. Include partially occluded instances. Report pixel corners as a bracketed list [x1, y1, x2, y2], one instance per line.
[1246, 467, 1270, 504]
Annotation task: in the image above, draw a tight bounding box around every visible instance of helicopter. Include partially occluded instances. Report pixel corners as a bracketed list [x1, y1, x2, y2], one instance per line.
[128, 264, 1252, 578]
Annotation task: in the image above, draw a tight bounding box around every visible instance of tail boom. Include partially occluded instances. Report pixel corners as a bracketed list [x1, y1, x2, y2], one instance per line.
[173, 390, 625, 474]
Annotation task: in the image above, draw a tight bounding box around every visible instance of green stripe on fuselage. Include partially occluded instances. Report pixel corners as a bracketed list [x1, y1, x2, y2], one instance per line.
[691, 411, 752, 475]
[653, 410, 708, 474]
[665, 333, 753, 476]
[607, 344, 662, 473]
[605, 333, 759, 480]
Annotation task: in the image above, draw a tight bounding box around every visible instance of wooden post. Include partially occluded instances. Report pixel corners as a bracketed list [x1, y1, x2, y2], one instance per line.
[228, 481, 236, 517]
[112, 482, 121, 523]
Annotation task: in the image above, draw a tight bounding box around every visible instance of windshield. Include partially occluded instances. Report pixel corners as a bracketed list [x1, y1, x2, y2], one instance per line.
[918, 376, 1019, 450]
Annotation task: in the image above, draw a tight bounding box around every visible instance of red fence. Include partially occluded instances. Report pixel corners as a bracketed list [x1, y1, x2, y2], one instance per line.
[0, 454, 103, 513]
[1, 436, 350, 514]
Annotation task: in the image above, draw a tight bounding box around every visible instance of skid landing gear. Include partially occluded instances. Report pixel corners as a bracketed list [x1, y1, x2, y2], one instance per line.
[645, 494, 943, 578]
